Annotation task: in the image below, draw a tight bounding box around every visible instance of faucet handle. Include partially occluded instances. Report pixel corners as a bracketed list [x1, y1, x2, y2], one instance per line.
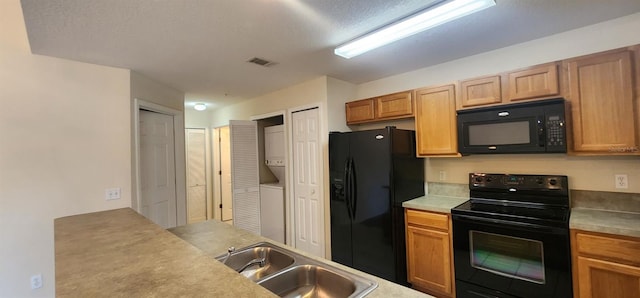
[227, 247, 236, 253]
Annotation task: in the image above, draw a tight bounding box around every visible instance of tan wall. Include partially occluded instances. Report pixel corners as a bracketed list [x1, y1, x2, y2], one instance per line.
[209, 76, 328, 127]
[326, 77, 356, 133]
[130, 71, 184, 112]
[0, 1, 131, 296]
[129, 71, 186, 221]
[355, 12, 640, 194]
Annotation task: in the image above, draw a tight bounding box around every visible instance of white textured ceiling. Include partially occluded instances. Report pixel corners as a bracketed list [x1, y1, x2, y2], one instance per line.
[20, 0, 640, 109]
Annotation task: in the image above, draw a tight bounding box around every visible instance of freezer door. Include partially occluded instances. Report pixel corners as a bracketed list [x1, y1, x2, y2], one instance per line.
[329, 132, 353, 266]
[349, 129, 397, 281]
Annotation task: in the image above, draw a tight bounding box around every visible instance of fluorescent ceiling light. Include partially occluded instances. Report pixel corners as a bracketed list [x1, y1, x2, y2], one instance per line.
[194, 103, 207, 111]
[334, 0, 496, 59]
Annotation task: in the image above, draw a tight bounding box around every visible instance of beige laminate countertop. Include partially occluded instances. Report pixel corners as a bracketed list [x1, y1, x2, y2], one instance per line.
[55, 208, 276, 297]
[55, 207, 429, 297]
[570, 208, 640, 238]
[169, 219, 430, 298]
[402, 195, 469, 213]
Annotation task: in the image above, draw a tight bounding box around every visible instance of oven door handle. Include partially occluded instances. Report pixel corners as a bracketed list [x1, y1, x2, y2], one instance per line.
[452, 214, 568, 235]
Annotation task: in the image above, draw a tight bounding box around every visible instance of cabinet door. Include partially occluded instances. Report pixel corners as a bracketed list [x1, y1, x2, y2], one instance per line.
[406, 225, 453, 297]
[564, 49, 640, 154]
[507, 62, 560, 102]
[415, 85, 459, 157]
[345, 98, 375, 124]
[376, 91, 414, 119]
[457, 75, 502, 109]
[575, 256, 640, 298]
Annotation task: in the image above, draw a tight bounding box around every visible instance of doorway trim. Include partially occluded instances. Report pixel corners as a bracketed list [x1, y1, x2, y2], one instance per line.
[132, 98, 187, 227]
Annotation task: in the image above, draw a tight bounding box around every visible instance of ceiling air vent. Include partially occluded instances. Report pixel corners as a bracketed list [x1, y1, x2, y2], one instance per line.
[247, 57, 276, 67]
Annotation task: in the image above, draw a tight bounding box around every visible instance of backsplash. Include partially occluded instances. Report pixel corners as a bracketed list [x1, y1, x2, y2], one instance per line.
[427, 182, 469, 198]
[571, 190, 640, 213]
[427, 182, 640, 213]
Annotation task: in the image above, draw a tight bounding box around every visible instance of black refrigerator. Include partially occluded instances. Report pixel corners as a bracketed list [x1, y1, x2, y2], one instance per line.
[329, 127, 424, 286]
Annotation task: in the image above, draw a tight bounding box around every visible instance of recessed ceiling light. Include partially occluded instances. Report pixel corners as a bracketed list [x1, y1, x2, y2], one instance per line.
[194, 103, 207, 111]
[334, 0, 496, 59]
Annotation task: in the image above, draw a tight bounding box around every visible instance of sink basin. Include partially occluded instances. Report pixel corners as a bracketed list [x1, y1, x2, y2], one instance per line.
[258, 265, 359, 298]
[215, 242, 294, 281]
[215, 242, 377, 297]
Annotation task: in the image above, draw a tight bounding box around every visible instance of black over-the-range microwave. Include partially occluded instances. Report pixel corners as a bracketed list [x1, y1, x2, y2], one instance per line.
[457, 98, 567, 155]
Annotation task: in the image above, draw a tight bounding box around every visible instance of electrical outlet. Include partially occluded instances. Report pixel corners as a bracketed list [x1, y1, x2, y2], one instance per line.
[615, 174, 628, 189]
[439, 171, 447, 181]
[105, 188, 121, 200]
[31, 274, 42, 289]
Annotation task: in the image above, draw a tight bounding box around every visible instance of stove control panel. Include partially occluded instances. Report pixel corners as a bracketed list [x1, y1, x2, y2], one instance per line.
[470, 173, 567, 191]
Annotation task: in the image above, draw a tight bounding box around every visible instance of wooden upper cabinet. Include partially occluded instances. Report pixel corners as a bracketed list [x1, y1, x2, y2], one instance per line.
[563, 47, 640, 155]
[415, 85, 459, 157]
[457, 75, 502, 110]
[345, 98, 375, 124]
[506, 62, 560, 102]
[346, 91, 414, 125]
[376, 91, 414, 120]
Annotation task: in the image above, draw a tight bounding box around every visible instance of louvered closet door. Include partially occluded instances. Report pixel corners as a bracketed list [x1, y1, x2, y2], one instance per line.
[229, 120, 261, 234]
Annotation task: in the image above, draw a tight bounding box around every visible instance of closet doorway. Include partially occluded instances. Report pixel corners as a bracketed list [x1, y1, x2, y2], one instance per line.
[185, 128, 208, 224]
[213, 126, 233, 223]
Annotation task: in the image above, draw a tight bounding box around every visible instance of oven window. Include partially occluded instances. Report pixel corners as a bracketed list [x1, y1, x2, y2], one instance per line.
[468, 121, 530, 145]
[470, 231, 545, 284]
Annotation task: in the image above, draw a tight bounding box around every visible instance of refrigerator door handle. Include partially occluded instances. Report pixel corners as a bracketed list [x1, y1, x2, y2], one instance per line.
[344, 158, 352, 220]
[349, 158, 357, 219]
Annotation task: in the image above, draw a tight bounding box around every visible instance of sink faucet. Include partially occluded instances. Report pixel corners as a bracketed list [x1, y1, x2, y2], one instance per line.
[221, 247, 235, 265]
[237, 250, 266, 273]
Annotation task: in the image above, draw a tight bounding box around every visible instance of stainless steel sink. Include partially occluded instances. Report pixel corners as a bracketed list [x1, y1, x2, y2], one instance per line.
[215, 242, 377, 298]
[258, 265, 359, 298]
[214, 242, 294, 281]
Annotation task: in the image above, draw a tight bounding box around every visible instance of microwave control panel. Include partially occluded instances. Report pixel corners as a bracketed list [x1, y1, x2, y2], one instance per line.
[543, 100, 567, 152]
[546, 115, 565, 148]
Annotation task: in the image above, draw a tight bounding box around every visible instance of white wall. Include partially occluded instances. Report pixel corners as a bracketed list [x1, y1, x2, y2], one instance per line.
[0, 1, 131, 296]
[355, 12, 640, 194]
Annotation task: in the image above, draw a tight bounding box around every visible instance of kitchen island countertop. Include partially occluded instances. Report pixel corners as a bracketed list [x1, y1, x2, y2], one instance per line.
[55, 208, 429, 297]
[402, 195, 469, 214]
[169, 218, 430, 298]
[55, 208, 275, 297]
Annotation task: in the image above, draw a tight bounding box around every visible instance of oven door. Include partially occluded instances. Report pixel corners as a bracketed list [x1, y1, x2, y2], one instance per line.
[452, 214, 572, 298]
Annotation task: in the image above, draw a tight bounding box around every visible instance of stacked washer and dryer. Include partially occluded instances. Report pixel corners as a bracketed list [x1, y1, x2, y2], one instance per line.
[260, 125, 286, 243]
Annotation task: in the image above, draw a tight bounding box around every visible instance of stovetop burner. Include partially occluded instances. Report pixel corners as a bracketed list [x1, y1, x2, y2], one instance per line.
[452, 173, 570, 228]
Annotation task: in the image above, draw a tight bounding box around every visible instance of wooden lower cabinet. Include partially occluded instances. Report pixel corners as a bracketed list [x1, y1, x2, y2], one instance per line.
[571, 230, 640, 298]
[405, 209, 455, 297]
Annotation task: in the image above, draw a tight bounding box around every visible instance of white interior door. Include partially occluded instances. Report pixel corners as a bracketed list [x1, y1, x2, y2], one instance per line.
[220, 126, 233, 221]
[230, 120, 260, 234]
[186, 128, 207, 224]
[139, 110, 177, 228]
[292, 108, 324, 257]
